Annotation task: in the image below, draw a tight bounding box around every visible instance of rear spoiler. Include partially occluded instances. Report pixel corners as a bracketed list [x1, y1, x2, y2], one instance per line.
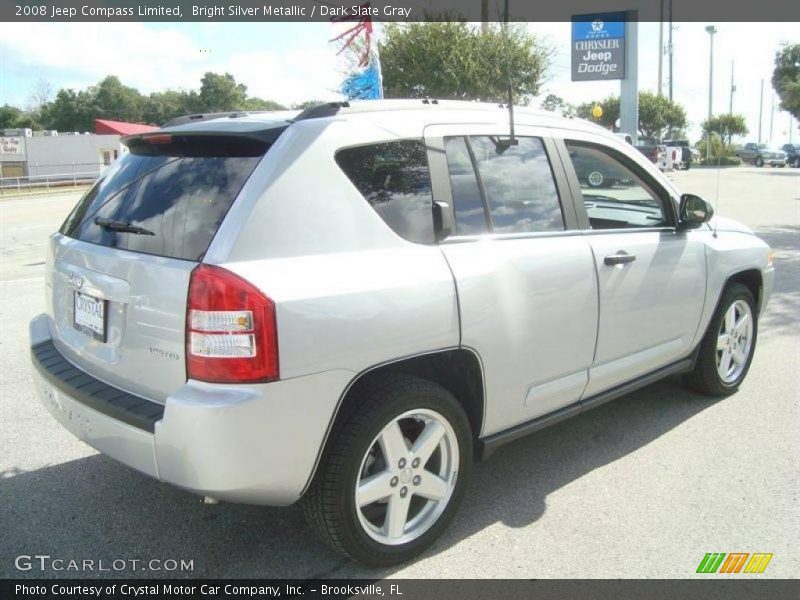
[121, 126, 288, 149]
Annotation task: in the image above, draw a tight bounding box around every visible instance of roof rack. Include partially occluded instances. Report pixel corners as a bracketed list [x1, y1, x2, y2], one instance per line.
[292, 102, 351, 122]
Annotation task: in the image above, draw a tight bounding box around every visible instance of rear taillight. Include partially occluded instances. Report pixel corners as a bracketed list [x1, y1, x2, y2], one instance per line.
[186, 264, 279, 383]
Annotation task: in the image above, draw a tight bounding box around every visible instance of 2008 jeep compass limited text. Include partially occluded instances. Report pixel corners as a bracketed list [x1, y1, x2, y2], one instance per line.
[30, 100, 774, 565]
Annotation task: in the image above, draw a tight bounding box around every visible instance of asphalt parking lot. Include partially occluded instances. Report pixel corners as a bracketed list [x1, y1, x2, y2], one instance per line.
[1, 167, 798, 579]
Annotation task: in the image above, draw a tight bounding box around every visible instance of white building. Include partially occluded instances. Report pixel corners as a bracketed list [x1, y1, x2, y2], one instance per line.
[0, 129, 123, 180]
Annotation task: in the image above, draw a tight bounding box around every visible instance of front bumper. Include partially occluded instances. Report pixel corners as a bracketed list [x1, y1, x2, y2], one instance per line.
[760, 266, 775, 317]
[30, 314, 353, 506]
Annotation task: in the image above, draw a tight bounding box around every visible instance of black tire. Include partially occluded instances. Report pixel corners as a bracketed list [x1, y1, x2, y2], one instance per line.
[302, 373, 472, 566]
[794, 158, 800, 168]
[755, 156, 764, 167]
[684, 283, 758, 396]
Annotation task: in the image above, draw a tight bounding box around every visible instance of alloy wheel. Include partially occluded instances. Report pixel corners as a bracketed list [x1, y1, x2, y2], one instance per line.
[716, 299, 754, 384]
[355, 409, 459, 546]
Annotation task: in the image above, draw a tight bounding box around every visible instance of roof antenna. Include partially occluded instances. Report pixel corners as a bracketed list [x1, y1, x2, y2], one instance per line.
[496, 0, 518, 151]
[712, 133, 722, 238]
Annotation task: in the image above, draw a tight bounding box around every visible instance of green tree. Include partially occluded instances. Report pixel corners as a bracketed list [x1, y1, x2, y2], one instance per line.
[291, 100, 328, 110]
[380, 21, 552, 104]
[142, 90, 193, 125]
[637, 91, 687, 140]
[772, 43, 800, 120]
[14, 114, 43, 130]
[576, 92, 687, 140]
[242, 97, 286, 111]
[197, 72, 248, 112]
[540, 93, 574, 115]
[702, 113, 749, 145]
[576, 95, 620, 129]
[0, 104, 24, 128]
[41, 89, 96, 132]
[93, 76, 144, 122]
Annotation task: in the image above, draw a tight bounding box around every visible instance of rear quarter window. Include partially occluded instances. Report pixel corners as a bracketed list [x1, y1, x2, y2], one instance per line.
[335, 139, 435, 244]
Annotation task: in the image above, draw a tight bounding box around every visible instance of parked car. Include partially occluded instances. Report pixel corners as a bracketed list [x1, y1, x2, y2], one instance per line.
[664, 139, 693, 170]
[634, 143, 667, 167]
[30, 100, 774, 566]
[736, 142, 787, 167]
[780, 143, 800, 168]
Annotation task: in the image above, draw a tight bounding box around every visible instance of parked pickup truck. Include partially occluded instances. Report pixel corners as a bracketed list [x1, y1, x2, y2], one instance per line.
[780, 144, 800, 168]
[736, 143, 787, 167]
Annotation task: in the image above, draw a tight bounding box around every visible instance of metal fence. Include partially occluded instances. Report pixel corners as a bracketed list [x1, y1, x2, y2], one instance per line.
[0, 169, 101, 193]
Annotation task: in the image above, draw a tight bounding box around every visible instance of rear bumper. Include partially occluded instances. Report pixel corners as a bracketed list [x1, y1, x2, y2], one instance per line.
[30, 314, 353, 506]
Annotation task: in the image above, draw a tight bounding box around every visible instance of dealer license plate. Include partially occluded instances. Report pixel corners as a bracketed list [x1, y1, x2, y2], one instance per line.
[74, 291, 107, 342]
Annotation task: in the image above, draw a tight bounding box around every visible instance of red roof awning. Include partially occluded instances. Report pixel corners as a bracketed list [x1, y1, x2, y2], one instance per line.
[94, 119, 158, 135]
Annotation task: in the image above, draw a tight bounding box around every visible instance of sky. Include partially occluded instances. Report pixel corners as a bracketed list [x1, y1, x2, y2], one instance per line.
[1, 21, 797, 144]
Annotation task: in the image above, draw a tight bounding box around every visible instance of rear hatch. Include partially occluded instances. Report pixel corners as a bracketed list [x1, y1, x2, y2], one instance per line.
[47, 125, 284, 402]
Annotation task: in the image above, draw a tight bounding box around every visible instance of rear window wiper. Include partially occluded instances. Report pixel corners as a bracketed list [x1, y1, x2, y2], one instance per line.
[94, 217, 155, 236]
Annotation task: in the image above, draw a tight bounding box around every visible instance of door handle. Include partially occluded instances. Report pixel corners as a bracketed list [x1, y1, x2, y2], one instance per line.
[604, 251, 636, 266]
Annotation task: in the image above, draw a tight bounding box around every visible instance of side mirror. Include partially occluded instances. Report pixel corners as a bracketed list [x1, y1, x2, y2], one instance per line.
[678, 194, 714, 229]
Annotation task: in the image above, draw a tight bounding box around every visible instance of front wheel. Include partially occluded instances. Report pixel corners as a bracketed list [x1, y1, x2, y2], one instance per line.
[755, 156, 764, 167]
[684, 283, 758, 396]
[303, 374, 472, 566]
[794, 157, 800, 168]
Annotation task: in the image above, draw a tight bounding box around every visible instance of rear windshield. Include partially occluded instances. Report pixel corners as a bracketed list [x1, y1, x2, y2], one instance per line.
[59, 133, 277, 261]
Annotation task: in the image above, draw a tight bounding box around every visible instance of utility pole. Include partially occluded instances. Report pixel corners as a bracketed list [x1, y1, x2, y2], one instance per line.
[668, 0, 673, 101]
[758, 79, 764, 143]
[769, 94, 775, 144]
[729, 61, 735, 114]
[481, 0, 488, 33]
[657, 0, 664, 95]
[705, 25, 717, 160]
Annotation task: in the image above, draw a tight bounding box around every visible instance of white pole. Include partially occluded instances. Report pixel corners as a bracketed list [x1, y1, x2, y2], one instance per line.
[620, 12, 639, 144]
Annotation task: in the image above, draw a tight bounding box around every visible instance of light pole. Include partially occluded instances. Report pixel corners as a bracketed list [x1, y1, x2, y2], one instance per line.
[705, 25, 717, 161]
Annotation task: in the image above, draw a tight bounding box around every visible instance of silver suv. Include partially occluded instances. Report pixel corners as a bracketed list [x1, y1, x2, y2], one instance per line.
[30, 100, 774, 566]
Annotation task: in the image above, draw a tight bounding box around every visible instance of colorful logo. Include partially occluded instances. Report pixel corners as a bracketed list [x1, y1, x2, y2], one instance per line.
[696, 553, 773, 574]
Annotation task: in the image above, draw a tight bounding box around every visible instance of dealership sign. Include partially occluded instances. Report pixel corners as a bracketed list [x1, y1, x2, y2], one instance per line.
[571, 12, 627, 81]
[0, 136, 23, 155]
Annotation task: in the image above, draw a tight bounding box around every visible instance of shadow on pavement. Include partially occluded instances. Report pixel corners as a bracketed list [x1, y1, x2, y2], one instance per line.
[1, 377, 722, 580]
[756, 225, 799, 335]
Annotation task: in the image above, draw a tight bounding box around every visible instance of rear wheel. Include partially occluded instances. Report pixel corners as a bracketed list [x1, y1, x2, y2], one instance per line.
[303, 374, 472, 566]
[684, 283, 757, 396]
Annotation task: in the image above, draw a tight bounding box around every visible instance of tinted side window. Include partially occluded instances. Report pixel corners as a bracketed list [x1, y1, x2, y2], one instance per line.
[468, 136, 564, 234]
[443, 136, 489, 235]
[565, 141, 669, 229]
[336, 140, 434, 244]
